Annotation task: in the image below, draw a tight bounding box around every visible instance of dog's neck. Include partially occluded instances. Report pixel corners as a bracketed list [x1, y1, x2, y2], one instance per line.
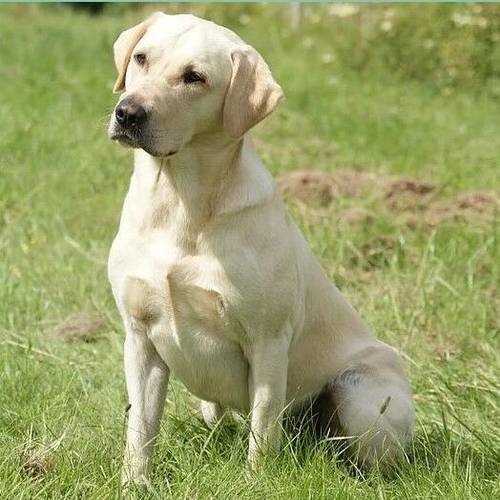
[125, 132, 276, 248]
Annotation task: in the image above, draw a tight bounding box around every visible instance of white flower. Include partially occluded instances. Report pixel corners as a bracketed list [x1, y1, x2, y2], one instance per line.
[321, 53, 335, 64]
[302, 37, 315, 49]
[327, 76, 340, 87]
[309, 13, 321, 24]
[452, 13, 473, 27]
[423, 39, 435, 50]
[381, 20, 394, 33]
[477, 17, 488, 29]
[452, 12, 487, 28]
[384, 8, 396, 19]
[328, 5, 359, 18]
[238, 14, 251, 26]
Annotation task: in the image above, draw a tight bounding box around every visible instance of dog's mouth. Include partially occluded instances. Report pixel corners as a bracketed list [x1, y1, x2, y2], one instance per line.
[111, 132, 138, 148]
[110, 130, 177, 158]
[110, 127, 141, 148]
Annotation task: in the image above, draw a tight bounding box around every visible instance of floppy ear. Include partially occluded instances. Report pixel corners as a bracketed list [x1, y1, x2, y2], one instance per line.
[223, 46, 283, 139]
[112, 12, 161, 93]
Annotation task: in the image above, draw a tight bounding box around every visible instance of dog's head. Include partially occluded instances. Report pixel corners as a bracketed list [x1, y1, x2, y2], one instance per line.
[108, 13, 283, 158]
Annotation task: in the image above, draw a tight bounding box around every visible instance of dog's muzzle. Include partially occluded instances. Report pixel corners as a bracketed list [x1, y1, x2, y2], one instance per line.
[115, 97, 147, 130]
[109, 98, 177, 158]
[110, 96, 148, 148]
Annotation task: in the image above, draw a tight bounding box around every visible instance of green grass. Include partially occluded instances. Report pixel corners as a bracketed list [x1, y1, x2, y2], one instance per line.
[0, 4, 499, 499]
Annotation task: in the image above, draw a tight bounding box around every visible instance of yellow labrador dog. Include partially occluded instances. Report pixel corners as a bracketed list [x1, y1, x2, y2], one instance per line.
[107, 12, 414, 484]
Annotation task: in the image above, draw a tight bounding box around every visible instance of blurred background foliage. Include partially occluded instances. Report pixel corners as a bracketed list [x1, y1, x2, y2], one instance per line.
[86, 2, 500, 95]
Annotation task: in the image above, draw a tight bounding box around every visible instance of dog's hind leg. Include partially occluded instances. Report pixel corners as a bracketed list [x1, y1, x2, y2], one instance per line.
[318, 342, 414, 468]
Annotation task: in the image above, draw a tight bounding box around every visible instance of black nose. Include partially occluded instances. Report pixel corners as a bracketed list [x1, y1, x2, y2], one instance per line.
[115, 99, 147, 128]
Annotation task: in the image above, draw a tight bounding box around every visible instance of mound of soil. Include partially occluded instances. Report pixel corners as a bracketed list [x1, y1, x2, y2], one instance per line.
[277, 169, 498, 228]
[277, 170, 377, 206]
[384, 177, 437, 212]
[422, 191, 499, 227]
[49, 312, 106, 342]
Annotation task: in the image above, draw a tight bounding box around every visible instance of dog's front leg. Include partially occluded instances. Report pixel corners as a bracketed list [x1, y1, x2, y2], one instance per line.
[247, 335, 289, 470]
[123, 327, 169, 485]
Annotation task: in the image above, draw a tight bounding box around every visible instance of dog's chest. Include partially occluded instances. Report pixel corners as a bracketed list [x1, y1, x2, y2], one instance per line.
[109, 227, 250, 411]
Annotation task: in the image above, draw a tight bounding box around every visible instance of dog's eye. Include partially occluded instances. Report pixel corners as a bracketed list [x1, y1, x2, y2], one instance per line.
[134, 53, 146, 66]
[182, 70, 206, 85]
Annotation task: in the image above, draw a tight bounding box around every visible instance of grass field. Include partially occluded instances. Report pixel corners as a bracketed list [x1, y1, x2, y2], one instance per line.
[0, 4, 499, 498]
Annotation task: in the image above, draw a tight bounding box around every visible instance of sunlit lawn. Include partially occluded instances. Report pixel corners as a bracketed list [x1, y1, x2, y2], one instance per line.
[0, 4, 498, 498]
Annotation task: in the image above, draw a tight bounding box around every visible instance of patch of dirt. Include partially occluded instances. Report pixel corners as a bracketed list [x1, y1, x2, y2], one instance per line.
[20, 433, 64, 479]
[277, 170, 378, 206]
[49, 312, 106, 342]
[21, 446, 55, 478]
[278, 169, 498, 228]
[383, 177, 437, 212]
[422, 191, 499, 227]
[384, 177, 437, 197]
